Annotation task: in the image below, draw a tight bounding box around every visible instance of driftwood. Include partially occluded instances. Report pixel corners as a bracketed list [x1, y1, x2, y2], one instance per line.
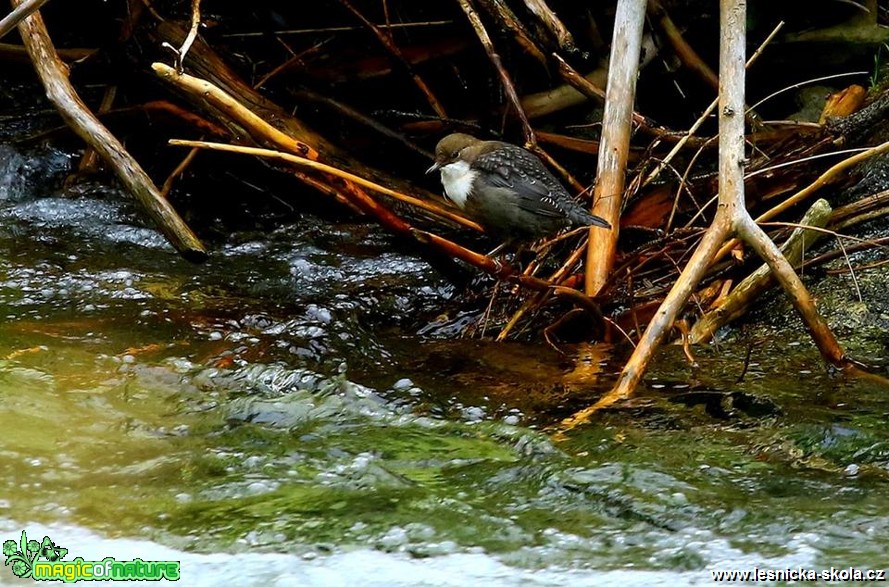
[11, 0, 206, 261]
[5, 0, 889, 417]
[147, 21, 442, 206]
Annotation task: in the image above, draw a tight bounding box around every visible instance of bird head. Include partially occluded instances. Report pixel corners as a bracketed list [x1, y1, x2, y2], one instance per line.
[426, 133, 482, 174]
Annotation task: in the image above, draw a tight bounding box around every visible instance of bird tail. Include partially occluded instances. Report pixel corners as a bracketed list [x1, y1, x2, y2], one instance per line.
[569, 209, 612, 230]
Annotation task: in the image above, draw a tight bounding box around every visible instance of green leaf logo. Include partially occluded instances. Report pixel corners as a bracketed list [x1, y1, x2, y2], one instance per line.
[2, 530, 35, 578]
[1, 540, 16, 557]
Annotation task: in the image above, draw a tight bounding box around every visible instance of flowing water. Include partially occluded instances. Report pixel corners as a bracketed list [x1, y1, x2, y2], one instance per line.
[1, 143, 888, 585]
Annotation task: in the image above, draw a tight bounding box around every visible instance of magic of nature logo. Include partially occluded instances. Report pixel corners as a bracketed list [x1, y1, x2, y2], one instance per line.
[3, 530, 180, 582]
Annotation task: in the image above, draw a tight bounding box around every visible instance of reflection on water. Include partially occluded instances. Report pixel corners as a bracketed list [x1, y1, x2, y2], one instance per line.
[1, 144, 889, 584]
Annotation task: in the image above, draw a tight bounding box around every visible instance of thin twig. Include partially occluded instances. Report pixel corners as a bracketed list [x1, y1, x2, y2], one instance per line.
[649, 0, 719, 92]
[475, 0, 548, 66]
[168, 139, 482, 231]
[837, 237, 863, 302]
[181, 0, 202, 67]
[456, 0, 534, 144]
[747, 71, 868, 113]
[220, 20, 454, 38]
[161, 146, 201, 198]
[713, 139, 889, 260]
[165, 0, 202, 73]
[643, 21, 785, 188]
[338, 0, 447, 118]
[521, 0, 576, 52]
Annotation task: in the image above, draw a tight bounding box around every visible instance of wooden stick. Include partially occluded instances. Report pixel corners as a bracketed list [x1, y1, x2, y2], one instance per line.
[585, 0, 646, 296]
[736, 210, 845, 364]
[168, 139, 483, 231]
[475, 0, 547, 67]
[456, 0, 534, 144]
[642, 21, 784, 188]
[551, 54, 605, 101]
[172, 0, 202, 72]
[13, 0, 206, 261]
[563, 0, 853, 428]
[160, 146, 201, 198]
[520, 0, 576, 52]
[337, 0, 447, 118]
[0, 0, 52, 40]
[689, 199, 832, 343]
[152, 62, 319, 161]
[713, 139, 889, 260]
[649, 0, 719, 92]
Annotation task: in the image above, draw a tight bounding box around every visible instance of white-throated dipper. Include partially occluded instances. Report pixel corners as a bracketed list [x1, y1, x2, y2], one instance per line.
[426, 133, 611, 242]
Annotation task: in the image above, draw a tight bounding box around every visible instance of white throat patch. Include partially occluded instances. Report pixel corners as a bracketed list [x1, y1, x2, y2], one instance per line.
[439, 160, 477, 209]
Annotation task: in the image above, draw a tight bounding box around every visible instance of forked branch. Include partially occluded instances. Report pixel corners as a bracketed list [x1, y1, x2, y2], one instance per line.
[561, 0, 854, 429]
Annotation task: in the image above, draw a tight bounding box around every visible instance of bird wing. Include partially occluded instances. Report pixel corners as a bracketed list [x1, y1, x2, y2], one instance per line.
[473, 146, 567, 219]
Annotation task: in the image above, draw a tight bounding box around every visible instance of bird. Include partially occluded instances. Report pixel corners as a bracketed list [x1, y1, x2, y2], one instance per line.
[426, 133, 611, 243]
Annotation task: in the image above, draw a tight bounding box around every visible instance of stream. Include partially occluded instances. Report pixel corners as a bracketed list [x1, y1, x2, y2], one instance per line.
[1, 143, 888, 585]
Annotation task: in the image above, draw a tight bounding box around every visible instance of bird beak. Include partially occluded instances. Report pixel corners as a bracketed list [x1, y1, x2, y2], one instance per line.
[426, 162, 440, 175]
